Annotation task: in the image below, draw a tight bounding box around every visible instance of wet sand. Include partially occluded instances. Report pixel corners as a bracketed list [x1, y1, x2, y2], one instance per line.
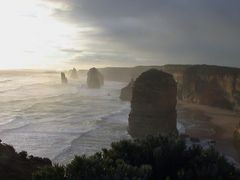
[177, 101, 240, 163]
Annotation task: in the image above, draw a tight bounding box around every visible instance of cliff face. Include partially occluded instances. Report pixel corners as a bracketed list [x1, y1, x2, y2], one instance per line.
[119, 79, 134, 101]
[236, 75, 240, 109]
[82, 64, 240, 109]
[234, 127, 240, 157]
[128, 69, 177, 138]
[87, 68, 104, 88]
[182, 65, 240, 109]
[98, 65, 190, 82]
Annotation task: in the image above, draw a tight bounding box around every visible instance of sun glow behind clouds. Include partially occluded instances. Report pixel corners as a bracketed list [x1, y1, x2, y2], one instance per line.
[0, 0, 78, 69]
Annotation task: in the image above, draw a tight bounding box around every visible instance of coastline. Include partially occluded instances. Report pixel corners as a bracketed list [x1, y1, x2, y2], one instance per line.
[178, 101, 240, 164]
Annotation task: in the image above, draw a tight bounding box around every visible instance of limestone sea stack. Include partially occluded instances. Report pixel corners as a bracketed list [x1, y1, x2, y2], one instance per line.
[120, 79, 134, 101]
[87, 67, 104, 88]
[69, 68, 78, 79]
[61, 72, 68, 84]
[128, 69, 177, 138]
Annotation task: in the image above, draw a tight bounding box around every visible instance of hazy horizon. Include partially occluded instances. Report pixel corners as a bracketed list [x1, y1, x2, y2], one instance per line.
[0, 63, 240, 72]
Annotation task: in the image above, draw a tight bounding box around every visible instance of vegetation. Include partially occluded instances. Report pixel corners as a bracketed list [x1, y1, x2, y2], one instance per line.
[33, 134, 240, 180]
[0, 141, 51, 180]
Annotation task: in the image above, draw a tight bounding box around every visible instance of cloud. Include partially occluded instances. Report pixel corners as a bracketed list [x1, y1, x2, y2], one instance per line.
[47, 0, 240, 67]
[61, 48, 83, 54]
[67, 50, 142, 68]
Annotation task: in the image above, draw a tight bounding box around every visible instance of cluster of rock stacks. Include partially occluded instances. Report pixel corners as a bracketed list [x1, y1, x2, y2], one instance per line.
[87, 68, 104, 88]
[69, 68, 79, 79]
[120, 79, 134, 101]
[61, 72, 68, 84]
[128, 69, 177, 138]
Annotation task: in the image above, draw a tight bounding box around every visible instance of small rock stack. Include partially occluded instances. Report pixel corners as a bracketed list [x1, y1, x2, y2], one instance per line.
[61, 72, 68, 84]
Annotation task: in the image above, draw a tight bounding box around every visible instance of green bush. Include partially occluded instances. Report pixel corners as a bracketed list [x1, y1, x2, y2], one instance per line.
[33, 165, 65, 180]
[33, 134, 240, 180]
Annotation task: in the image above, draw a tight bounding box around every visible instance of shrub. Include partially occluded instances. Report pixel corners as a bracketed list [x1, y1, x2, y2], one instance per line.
[33, 134, 240, 180]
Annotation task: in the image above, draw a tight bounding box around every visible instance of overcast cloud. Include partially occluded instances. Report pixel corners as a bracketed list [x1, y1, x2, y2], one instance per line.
[46, 0, 240, 68]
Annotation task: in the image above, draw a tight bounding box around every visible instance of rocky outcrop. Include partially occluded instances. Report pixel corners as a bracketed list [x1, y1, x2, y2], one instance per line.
[0, 141, 51, 180]
[234, 127, 240, 157]
[128, 69, 177, 138]
[182, 65, 240, 109]
[120, 79, 134, 101]
[87, 67, 104, 88]
[61, 72, 68, 84]
[69, 68, 78, 79]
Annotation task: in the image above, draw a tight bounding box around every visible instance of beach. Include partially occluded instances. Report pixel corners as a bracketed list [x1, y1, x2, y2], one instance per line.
[178, 101, 240, 164]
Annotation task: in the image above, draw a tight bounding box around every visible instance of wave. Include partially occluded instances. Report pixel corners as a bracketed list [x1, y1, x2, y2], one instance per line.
[99, 105, 130, 122]
[1, 85, 79, 105]
[0, 82, 45, 94]
[0, 118, 16, 126]
[52, 105, 130, 163]
[0, 80, 12, 84]
[0, 116, 30, 133]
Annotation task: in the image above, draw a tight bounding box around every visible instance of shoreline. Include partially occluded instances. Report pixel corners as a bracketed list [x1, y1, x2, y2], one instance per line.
[178, 101, 240, 164]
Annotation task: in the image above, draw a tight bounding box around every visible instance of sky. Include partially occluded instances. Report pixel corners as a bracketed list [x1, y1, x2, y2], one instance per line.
[0, 0, 239, 70]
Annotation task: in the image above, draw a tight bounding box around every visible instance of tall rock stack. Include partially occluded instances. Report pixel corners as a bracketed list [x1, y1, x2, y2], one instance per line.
[87, 67, 104, 88]
[128, 69, 177, 138]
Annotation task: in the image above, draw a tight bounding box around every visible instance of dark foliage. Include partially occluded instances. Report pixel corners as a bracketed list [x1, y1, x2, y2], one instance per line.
[33, 134, 240, 180]
[0, 142, 51, 180]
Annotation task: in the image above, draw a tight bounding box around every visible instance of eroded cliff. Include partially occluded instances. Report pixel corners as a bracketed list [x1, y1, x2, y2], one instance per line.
[182, 65, 240, 109]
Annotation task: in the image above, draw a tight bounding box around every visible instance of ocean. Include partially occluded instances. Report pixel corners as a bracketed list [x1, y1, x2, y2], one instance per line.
[0, 71, 184, 164]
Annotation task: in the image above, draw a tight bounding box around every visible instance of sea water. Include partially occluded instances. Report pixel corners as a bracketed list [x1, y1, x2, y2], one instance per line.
[0, 71, 184, 164]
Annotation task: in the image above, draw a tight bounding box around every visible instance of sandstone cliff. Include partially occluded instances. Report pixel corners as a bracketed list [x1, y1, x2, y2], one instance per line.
[87, 67, 104, 88]
[80, 64, 240, 110]
[119, 79, 134, 101]
[128, 69, 177, 138]
[234, 127, 240, 157]
[182, 65, 240, 109]
[97, 65, 190, 82]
